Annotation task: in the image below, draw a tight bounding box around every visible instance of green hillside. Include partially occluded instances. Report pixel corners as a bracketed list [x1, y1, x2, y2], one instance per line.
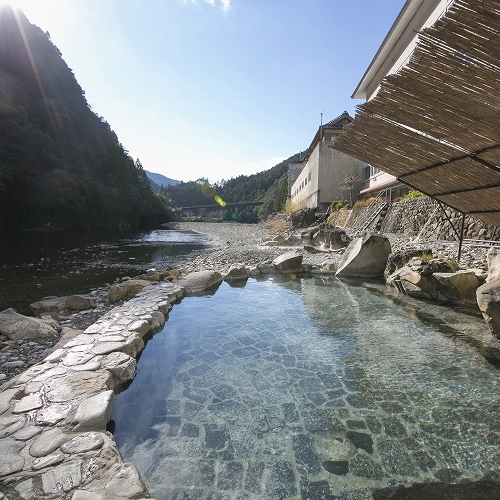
[161, 153, 301, 221]
[0, 7, 170, 229]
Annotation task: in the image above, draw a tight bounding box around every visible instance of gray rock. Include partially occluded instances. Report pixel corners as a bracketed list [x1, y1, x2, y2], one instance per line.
[12, 393, 43, 413]
[30, 296, 66, 316]
[104, 463, 148, 498]
[149, 310, 166, 329]
[29, 427, 67, 458]
[41, 461, 82, 494]
[336, 234, 391, 278]
[45, 372, 112, 403]
[12, 425, 42, 441]
[433, 270, 480, 302]
[0, 415, 26, 438]
[179, 270, 223, 296]
[128, 319, 150, 336]
[388, 266, 438, 300]
[0, 439, 25, 477]
[257, 262, 276, 275]
[14, 478, 35, 499]
[31, 295, 96, 316]
[73, 390, 116, 432]
[60, 432, 104, 454]
[65, 295, 97, 311]
[91, 341, 125, 356]
[122, 334, 145, 358]
[107, 280, 152, 303]
[71, 490, 106, 500]
[477, 280, 500, 339]
[224, 265, 249, 282]
[0, 308, 60, 341]
[486, 247, 500, 283]
[273, 250, 303, 274]
[384, 248, 432, 280]
[102, 352, 136, 383]
[0, 388, 20, 415]
[32, 452, 65, 470]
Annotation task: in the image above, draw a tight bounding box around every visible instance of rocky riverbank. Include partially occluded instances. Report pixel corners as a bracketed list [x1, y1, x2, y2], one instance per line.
[0, 220, 495, 386]
[1, 219, 500, 500]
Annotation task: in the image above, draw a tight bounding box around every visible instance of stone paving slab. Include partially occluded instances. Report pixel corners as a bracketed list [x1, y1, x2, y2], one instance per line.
[0, 282, 183, 500]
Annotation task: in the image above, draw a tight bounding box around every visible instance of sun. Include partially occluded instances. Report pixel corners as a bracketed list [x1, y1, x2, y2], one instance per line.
[0, 0, 71, 35]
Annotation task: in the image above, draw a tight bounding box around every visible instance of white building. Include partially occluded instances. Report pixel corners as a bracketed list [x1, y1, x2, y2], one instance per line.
[353, 0, 453, 200]
[290, 112, 366, 210]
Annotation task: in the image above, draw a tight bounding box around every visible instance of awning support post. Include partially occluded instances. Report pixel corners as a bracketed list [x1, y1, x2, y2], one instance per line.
[457, 212, 466, 263]
[436, 201, 461, 240]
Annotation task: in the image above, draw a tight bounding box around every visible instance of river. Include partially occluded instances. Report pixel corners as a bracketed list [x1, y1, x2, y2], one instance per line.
[0, 226, 210, 314]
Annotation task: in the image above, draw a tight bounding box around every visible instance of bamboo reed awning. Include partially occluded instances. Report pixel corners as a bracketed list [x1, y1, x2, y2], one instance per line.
[334, 0, 500, 227]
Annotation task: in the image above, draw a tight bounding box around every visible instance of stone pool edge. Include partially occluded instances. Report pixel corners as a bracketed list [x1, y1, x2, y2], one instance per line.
[0, 282, 184, 500]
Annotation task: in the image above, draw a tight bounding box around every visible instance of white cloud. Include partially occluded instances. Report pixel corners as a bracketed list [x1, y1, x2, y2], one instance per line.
[183, 0, 231, 12]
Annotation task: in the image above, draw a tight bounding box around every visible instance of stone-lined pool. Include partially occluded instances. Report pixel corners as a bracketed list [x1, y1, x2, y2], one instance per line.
[111, 277, 500, 499]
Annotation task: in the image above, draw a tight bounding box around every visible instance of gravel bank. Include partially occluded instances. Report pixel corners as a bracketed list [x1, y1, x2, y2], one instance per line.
[1, 221, 492, 385]
[169, 221, 338, 273]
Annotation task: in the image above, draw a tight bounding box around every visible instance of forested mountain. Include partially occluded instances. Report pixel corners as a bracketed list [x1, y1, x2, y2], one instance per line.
[145, 170, 180, 192]
[161, 153, 301, 220]
[0, 7, 170, 229]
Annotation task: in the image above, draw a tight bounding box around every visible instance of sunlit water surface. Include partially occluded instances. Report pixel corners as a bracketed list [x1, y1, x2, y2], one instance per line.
[0, 228, 208, 313]
[112, 277, 500, 500]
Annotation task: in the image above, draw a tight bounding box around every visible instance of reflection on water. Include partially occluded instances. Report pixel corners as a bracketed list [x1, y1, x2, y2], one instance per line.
[0, 228, 208, 313]
[112, 278, 500, 500]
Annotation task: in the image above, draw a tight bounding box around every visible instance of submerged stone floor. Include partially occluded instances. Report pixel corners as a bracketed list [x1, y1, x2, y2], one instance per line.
[112, 278, 500, 500]
[0, 282, 183, 500]
[2, 275, 500, 500]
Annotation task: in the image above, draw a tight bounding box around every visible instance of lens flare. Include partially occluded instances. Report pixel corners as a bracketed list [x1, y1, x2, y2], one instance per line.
[214, 195, 226, 207]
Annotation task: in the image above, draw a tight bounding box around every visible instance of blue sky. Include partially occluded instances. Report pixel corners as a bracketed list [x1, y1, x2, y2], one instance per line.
[6, 0, 404, 182]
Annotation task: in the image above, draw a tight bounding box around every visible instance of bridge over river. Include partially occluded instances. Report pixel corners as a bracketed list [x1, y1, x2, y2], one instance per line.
[180, 201, 263, 218]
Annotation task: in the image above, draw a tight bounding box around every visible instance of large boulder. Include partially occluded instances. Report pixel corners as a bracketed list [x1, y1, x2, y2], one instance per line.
[433, 270, 480, 302]
[30, 296, 65, 316]
[224, 265, 249, 282]
[273, 250, 303, 274]
[65, 295, 97, 310]
[384, 248, 433, 281]
[133, 268, 180, 282]
[0, 308, 60, 341]
[289, 208, 316, 228]
[107, 279, 152, 303]
[179, 270, 223, 296]
[323, 228, 351, 250]
[476, 280, 500, 339]
[486, 247, 500, 283]
[30, 295, 96, 317]
[387, 266, 439, 299]
[336, 234, 391, 278]
[308, 227, 350, 249]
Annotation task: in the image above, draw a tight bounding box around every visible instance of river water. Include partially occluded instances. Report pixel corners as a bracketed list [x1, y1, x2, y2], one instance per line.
[111, 277, 500, 500]
[0, 227, 209, 314]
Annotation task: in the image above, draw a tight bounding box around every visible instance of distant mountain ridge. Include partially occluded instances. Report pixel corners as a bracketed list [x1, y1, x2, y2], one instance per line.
[145, 171, 180, 191]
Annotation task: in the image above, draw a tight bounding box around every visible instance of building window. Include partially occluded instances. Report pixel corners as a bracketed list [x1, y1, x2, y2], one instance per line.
[363, 165, 370, 181]
[308, 172, 311, 182]
[305, 178, 307, 186]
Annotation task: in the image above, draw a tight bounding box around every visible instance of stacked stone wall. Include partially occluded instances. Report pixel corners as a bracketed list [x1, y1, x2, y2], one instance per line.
[333, 197, 500, 241]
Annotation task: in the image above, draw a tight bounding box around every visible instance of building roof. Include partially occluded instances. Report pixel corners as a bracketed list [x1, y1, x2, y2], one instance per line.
[323, 111, 354, 129]
[301, 112, 354, 163]
[352, 0, 444, 100]
[335, 0, 500, 227]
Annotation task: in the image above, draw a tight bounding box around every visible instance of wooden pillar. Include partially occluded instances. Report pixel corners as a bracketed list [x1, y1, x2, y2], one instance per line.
[457, 212, 466, 263]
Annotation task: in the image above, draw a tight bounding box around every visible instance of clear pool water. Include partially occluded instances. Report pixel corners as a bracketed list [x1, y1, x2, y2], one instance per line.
[111, 277, 500, 500]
